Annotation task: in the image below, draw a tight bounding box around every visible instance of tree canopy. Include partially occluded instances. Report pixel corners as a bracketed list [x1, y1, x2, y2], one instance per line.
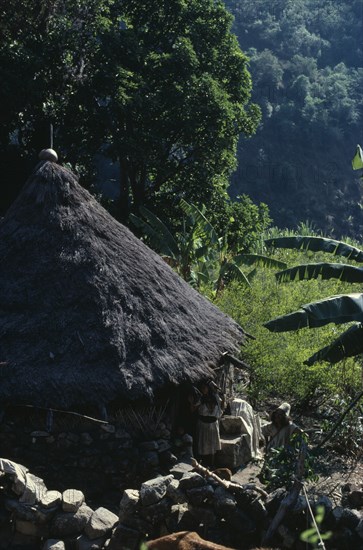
[0, 0, 261, 221]
[225, 0, 363, 240]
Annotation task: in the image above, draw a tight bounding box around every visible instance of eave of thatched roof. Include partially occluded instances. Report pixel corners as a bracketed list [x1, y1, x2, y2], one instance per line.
[0, 161, 246, 409]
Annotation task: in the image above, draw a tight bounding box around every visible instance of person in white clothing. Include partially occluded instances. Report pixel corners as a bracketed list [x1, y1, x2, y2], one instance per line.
[262, 402, 301, 451]
[190, 380, 222, 466]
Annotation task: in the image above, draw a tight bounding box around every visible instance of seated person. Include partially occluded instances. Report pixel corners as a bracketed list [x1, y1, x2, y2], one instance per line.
[262, 402, 301, 451]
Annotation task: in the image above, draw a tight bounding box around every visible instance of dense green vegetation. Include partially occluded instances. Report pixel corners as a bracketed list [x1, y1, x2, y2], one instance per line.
[215, 232, 362, 404]
[225, 0, 363, 240]
[0, 0, 260, 224]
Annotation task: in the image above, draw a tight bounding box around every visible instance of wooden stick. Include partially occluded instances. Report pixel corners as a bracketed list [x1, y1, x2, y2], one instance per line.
[191, 458, 268, 498]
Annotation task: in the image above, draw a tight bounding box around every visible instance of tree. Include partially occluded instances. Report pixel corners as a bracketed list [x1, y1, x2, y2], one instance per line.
[264, 235, 363, 365]
[0, 0, 261, 221]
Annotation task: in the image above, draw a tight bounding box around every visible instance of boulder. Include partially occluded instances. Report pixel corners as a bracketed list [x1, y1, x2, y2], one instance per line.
[51, 504, 93, 538]
[179, 473, 206, 491]
[219, 416, 245, 435]
[186, 485, 215, 506]
[170, 462, 194, 479]
[213, 487, 237, 516]
[140, 475, 174, 506]
[85, 507, 118, 540]
[215, 434, 251, 469]
[62, 489, 85, 512]
[19, 472, 47, 504]
[41, 490, 62, 510]
[166, 479, 187, 505]
[119, 489, 140, 522]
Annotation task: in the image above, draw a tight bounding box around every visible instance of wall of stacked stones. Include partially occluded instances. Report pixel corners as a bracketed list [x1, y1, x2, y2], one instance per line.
[0, 458, 362, 550]
[0, 407, 174, 507]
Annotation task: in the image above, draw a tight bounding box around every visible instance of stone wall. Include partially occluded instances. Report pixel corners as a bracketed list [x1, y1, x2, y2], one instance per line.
[0, 408, 174, 509]
[0, 459, 362, 549]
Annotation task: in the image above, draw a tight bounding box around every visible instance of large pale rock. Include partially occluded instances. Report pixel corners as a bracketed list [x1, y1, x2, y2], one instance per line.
[0, 459, 28, 495]
[85, 507, 118, 540]
[62, 489, 85, 512]
[43, 540, 66, 550]
[119, 489, 140, 522]
[41, 490, 62, 509]
[140, 475, 174, 506]
[51, 504, 93, 538]
[215, 434, 251, 468]
[19, 473, 47, 504]
[220, 415, 245, 435]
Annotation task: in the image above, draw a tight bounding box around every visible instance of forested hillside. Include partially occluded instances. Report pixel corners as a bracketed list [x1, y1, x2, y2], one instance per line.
[225, 0, 363, 239]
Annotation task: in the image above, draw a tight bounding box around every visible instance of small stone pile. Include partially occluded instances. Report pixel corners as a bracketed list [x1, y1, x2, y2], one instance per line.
[0, 459, 118, 549]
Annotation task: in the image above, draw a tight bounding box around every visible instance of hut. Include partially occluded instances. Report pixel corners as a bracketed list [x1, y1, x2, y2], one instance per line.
[0, 157, 248, 494]
[0, 158, 247, 412]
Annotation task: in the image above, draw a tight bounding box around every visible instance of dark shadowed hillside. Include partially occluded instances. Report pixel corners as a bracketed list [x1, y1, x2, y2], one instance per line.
[225, 0, 363, 239]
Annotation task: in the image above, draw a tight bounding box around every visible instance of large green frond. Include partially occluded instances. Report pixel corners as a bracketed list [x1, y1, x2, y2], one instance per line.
[265, 236, 363, 263]
[179, 199, 219, 245]
[130, 208, 179, 258]
[352, 144, 363, 170]
[276, 263, 363, 283]
[234, 253, 287, 270]
[264, 293, 363, 332]
[305, 323, 363, 365]
[220, 262, 250, 286]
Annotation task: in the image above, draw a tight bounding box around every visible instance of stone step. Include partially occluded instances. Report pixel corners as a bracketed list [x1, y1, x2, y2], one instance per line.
[215, 434, 251, 469]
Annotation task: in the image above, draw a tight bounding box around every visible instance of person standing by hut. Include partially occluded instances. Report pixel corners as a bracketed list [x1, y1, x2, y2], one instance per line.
[190, 380, 223, 467]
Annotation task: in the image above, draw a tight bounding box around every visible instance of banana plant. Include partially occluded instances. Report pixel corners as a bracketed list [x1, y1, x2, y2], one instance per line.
[130, 200, 287, 291]
[264, 235, 363, 365]
[129, 203, 208, 281]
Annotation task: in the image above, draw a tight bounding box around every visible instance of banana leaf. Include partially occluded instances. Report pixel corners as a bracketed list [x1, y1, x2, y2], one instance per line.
[305, 323, 363, 365]
[352, 144, 363, 170]
[264, 293, 363, 332]
[179, 199, 219, 245]
[265, 236, 363, 263]
[130, 209, 179, 258]
[276, 263, 363, 283]
[220, 262, 250, 286]
[233, 254, 287, 270]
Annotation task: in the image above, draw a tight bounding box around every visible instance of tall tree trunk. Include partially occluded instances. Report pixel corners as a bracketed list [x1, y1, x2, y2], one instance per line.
[118, 157, 130, 222]
[130, 163, 146, 212]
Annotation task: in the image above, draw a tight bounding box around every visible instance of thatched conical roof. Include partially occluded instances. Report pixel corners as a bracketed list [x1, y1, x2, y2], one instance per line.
[0, 161, 245, 409]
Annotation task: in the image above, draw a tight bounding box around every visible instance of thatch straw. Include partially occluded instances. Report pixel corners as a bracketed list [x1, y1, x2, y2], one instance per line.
[0, 161, 245, 409]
